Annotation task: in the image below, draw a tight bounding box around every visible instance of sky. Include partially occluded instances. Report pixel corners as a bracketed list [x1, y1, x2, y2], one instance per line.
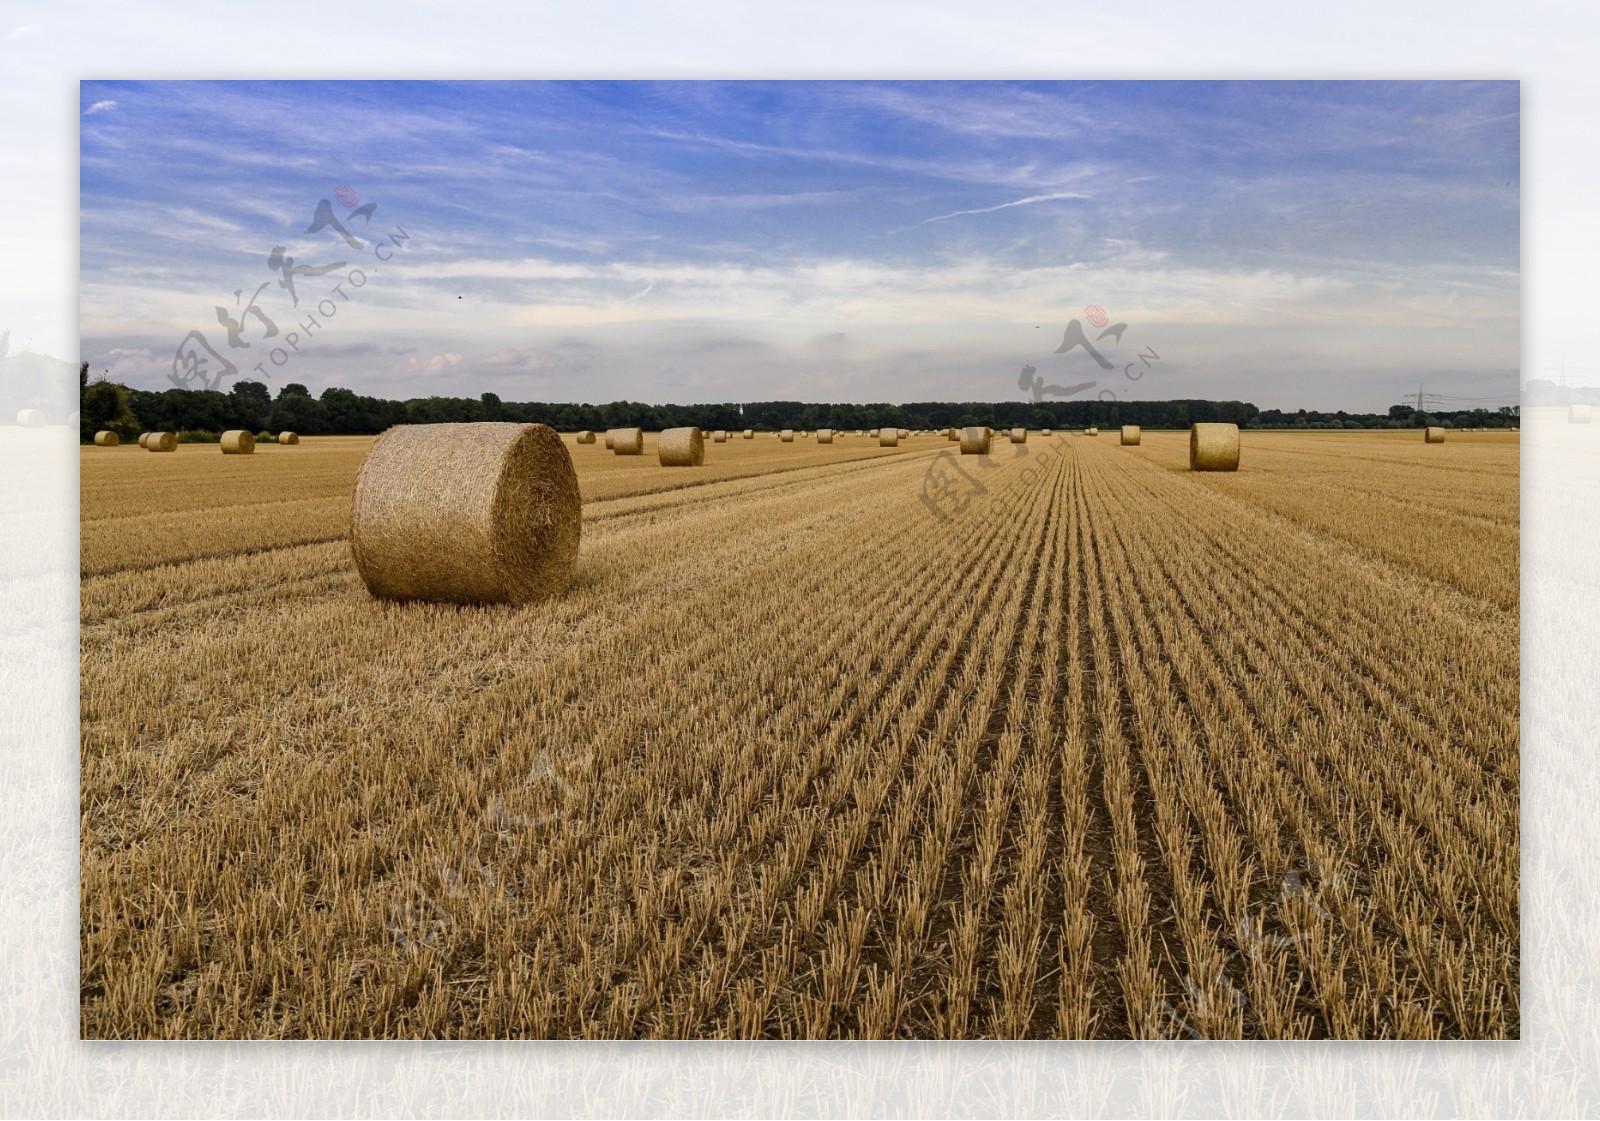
[78, 79, 1521, 412]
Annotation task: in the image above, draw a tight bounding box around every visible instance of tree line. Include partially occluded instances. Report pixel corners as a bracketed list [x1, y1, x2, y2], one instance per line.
[76, 365, 1520, 442]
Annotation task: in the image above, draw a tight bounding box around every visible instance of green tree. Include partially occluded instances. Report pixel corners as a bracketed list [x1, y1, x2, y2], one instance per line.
[81, 374, 138, 442]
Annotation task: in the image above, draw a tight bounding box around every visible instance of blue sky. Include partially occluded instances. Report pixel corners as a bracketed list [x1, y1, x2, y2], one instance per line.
[78, 80, 1519, 410]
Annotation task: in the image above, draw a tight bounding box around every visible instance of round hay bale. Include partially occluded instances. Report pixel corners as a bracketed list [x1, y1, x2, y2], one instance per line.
[220, 430, 256, 455]
[137, 432, 150, 448]
[1086, 427, 1099, 436]
[817, 428, 834, 444]
[146, 431, 176, 453]
[609, 427, 644, 455]
[781, 429, 795, 442]
[576, 430, 596, 444]
[278, 431, 300, 445]
[658, 426, 705, 466]
[959, 426, 991, 455]
[1569, 404, 1592, 424]
[1189, 423, 1240, 471]
[868, 428, 879, 438]
[879, 429, 898, 447]
[1424, 426, 1446, 443]
[743, 429, 754, 439]
[1041, 428, 1052, 437]
[350, 421, 580, 605]
[93, 430, 119, 447]
[1009, 427, 1027, 444]
[946, 428, 958, 440]
[713, 430, 728, 442]
[16, 409, 43, 427]
[898, 429, 909, 439]
[1120, 425, 1142, 446]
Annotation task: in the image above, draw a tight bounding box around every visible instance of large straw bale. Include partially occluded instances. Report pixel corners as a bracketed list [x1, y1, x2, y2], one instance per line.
[780, 429, 795, 442]
[1120, 425, 1141, 446]
[220, 430, 256, 455]
[658, 426, 705, 466]
[93, 430, 119, 447]
[1425, 426, 1446, 443]
[743, 429, 754, 439]
[817, 429, 834, 444]
[145, 431, 176, 453]
[960, 426, 991, 455]
[1189, 423, 1239, 471]
[278, 431, 300, 445]
[1009, 428, 1027, 444]
[609, 427, 644, 455]
[879, 428, 898, 447]
[575, 430, 596, 444]
[713, 430, 728, 442]
[350, 421, 580, 605]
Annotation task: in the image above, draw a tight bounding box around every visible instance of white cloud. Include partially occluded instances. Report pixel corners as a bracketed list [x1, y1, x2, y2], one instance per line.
[84, 99, 117, 116]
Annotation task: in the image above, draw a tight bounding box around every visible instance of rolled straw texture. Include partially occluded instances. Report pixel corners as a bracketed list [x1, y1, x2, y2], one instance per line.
[350, 421, 580, 605]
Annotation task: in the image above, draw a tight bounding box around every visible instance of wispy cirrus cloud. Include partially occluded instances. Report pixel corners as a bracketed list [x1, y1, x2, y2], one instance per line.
[891, 190, 1091, 233]
[78, 80, 1519, 410]
[83, 99, 116, 115]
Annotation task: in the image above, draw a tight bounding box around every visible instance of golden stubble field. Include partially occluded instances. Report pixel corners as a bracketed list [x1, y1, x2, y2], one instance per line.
[79, 429, 1519, 1039]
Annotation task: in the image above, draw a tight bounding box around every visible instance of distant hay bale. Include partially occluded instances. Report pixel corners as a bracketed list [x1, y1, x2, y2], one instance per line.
[780, 429, 795, 442]
[946, 428, 958, 440]
[145, 431, 176, 453]
[1120, 425, 1142, 446]
[1041, 428, 1052, 436]
[16, 409, 43, 427]
[137, 432, 150, 448]
[220, 430, 256, 455]
[278, 431, 300, 445]
[898, 429, 909, 439]
[879, 428, 898, 447]
[743, 429, 754, 439]
[609, 427, 644, 455]
[658, 426, 705, 466]
[350, 421, 580, 605]
[1424, 426, 1446, 443]
[713, 430, 728, 442]
[960, 426, 991, 455]
[1009, 427, 1027, 444]
[1569, 404, 1592, 424]
[93, 430, 119, 447]
[576, 430, 596, 444]
[817, 428, 834, 443]
[1189, 423, 1240, 471]
[868, 428, 879, 438]
[1086, 427, 1099, 436]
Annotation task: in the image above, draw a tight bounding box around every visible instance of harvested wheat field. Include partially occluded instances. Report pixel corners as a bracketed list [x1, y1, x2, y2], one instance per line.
[80, 428, 1518, 1039]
